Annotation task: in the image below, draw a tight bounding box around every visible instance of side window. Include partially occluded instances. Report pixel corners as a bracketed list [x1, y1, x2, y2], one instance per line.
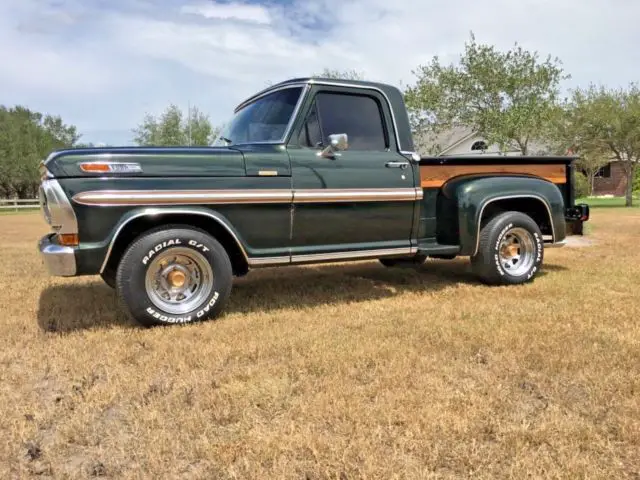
[298, 102, 322, 148]
[300, 92, 388, 151]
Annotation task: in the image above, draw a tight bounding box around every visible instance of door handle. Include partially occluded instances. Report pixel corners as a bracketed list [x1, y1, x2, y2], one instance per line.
[385, 161, 409, 169]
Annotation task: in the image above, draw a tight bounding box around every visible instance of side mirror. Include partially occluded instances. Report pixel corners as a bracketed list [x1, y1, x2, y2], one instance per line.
[317, 133, 348, 159]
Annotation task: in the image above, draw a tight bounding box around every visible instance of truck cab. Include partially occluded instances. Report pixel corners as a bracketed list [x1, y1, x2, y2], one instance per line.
[38, 77, 589, 326]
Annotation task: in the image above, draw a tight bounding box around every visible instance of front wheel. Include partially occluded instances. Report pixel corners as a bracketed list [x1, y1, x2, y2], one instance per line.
[115, 226, 233, 327]
[471, 211, 544, 285]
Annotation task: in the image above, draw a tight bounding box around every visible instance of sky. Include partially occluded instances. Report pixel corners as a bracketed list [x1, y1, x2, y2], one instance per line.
[1, 0, 639, 146]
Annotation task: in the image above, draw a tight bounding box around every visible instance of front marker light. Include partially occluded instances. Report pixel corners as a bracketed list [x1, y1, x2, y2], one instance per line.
[79, 162, 142, 174]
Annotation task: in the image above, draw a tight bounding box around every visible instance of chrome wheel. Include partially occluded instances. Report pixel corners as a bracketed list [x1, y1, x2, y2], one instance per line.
[498, 227, 536, 277]
[144, 247, 213, 315]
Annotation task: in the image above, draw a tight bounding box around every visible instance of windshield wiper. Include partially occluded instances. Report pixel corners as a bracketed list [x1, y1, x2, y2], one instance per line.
[218, 136, 233, 146]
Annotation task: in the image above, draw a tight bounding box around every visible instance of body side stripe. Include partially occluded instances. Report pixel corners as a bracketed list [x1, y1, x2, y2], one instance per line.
[73, 188, 423, 206]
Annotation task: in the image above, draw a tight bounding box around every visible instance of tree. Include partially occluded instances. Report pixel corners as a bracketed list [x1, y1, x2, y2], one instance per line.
[576, 152, 611, 197]
[404, 33, 569, 155]
[313, 68, 365, 80]
[132, 104, 220, 147]
[0, 106, 79, 198]
[556, 83, 640, 206]
[548, 99, 610, 196]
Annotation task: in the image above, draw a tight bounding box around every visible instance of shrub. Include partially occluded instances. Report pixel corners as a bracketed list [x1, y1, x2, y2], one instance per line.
[574, 171, 590, 198]
[634, 167, 640, 194]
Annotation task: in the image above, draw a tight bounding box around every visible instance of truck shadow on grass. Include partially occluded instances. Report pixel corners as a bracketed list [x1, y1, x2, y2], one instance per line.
[37, 259, 566, 333]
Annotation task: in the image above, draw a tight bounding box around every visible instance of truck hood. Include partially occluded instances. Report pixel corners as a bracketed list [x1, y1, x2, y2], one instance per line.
[43, 146, 246, 178]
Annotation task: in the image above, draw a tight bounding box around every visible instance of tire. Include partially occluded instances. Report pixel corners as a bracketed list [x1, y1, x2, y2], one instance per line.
[115, 226, 233, 327]
[379, 254, 427, 268]
[100, 269, 116, 289]
[471, 211, 544, 285]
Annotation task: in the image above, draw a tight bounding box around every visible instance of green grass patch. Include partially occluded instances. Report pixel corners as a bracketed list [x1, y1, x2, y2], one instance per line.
[0, 208, 40, 216]
[576, 196, 639, 208]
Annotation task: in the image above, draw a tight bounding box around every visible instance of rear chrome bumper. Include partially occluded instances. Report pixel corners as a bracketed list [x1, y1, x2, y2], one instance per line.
[38, 234, 76, 276]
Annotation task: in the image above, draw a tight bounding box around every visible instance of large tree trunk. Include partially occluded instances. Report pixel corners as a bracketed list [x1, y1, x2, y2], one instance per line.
[625, 163, 635, 207]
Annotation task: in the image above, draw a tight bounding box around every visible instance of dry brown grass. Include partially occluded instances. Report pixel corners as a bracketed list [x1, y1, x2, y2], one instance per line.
[0, 210, 639, 479]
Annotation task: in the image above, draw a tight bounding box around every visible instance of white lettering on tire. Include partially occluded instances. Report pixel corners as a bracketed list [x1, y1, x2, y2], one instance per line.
[534, 232, 543, 262]
[196, 292, 220, 318]
[188, 240, 210, 252]
[493, 222, 512, 276]
[142, 238, 212, 265]
[145, 307, 192, 324]
[142, 239, 182, 265]
[494, 253, 504, 276]
[525, 232, 543, 280]
[144, 290, 220, 324]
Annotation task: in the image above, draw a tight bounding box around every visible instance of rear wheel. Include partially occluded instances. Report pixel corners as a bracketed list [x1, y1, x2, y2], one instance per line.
[115, 226, 233, 326]
[471, 211, 544, 285]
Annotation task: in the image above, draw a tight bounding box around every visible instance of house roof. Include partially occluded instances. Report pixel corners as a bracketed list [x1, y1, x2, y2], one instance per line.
[414, 124, 556, 156]
[413, 125, 476, 155]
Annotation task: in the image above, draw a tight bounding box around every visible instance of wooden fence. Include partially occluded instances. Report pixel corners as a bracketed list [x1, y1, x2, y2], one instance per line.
[0, 198, 40, 212]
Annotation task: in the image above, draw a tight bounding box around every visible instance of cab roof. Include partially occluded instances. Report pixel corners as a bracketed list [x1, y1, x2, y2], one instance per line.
[235, 77, 416, 152]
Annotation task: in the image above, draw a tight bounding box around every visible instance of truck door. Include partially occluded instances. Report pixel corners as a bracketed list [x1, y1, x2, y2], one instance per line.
[287, 86, 419, 259]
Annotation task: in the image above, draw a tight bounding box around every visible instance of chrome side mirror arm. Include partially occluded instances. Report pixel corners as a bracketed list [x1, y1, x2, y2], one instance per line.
[317, 133, 348, 159]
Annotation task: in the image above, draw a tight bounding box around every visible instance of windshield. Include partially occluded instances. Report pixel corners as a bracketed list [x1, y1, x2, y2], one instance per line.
[214, 86, 304, 146]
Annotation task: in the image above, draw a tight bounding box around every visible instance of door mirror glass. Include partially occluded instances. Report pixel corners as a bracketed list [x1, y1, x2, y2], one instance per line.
[329, 133, 348, 151]
[318, 133, 348, 159]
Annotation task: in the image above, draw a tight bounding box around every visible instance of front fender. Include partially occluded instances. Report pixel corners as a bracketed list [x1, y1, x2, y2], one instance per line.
[98, 206, 250, 274]
[443, 175, 566, 256]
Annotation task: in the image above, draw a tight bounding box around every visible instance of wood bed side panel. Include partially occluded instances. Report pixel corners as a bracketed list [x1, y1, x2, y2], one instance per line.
[419, 164, 567, 188]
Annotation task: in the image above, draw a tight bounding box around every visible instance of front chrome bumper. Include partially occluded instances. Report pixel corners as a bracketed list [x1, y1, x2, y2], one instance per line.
[38, 234, 76, 276]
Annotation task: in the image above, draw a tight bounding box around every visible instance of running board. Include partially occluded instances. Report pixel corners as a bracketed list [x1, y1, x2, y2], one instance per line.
[417, 243, 461, 256]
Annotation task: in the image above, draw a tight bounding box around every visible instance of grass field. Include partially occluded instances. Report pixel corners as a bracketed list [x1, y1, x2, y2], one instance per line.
[0, 208, 40, 215]
[576, 196, 639, 208]
[1, 210, 639, 479]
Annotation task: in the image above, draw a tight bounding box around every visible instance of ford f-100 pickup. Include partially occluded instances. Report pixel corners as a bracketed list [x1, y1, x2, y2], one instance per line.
[37, 77, 590, 326]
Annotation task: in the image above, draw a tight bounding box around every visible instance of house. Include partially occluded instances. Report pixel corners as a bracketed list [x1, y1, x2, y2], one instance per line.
[583, 161, 628, 196]
[414, 126, 628, 196]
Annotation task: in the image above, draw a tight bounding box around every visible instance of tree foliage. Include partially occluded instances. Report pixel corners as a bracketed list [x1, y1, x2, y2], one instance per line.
[576, 152, 611, 197]
[404, 33, 568, 155]
[313, 68, 365, 80]
[573, 171, 591, 199]
[547, 100, 610, 196]
[556, 83, 640, 206]
[133, 104, 220, 147]
[0, 106, 79, 198]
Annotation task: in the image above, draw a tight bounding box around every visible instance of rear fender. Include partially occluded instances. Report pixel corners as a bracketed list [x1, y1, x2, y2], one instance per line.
[442, 175, 567, 256]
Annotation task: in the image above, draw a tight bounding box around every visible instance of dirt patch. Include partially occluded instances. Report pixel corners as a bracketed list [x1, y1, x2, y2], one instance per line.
[564, 235, 597, 247]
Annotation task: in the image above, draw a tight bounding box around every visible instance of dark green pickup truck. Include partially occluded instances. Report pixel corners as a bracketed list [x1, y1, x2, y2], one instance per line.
[38, 77, 589, 326]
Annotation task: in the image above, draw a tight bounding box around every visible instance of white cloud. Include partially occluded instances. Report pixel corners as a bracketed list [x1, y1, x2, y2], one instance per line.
[181, 2, 272, 24]
[1, 0, 639, 145]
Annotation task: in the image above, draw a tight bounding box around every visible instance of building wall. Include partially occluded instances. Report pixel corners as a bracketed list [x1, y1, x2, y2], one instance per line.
[593, 162, 627, 196]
